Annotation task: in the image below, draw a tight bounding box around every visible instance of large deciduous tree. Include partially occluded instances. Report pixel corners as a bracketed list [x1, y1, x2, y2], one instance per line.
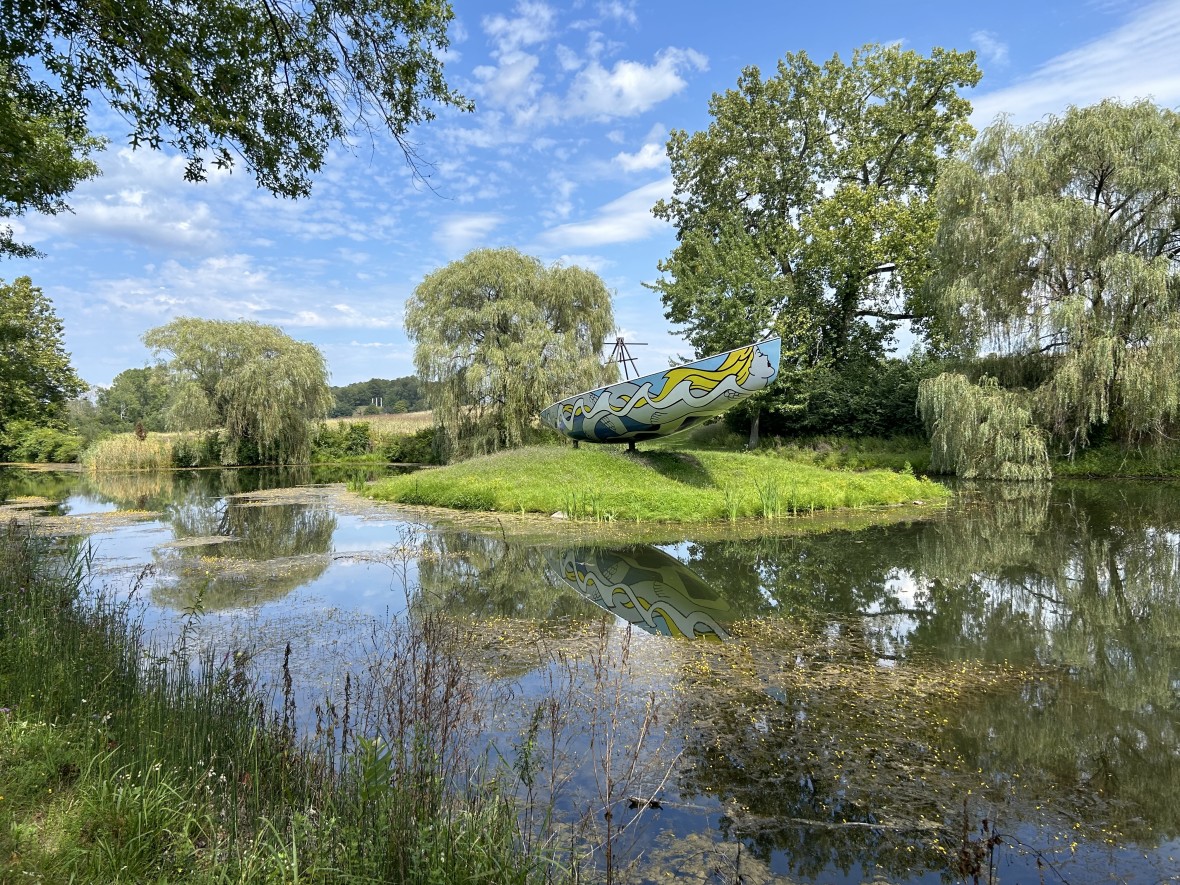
[143, 318, 332, 464]
[924, 99, 1180, 466]
[1, 69, 103, 258]
[1, 0, 469, 256]
[0, 276, 85, 430]
[652, 44, 981, 372]
[405, 248, 616, 460]
[95, 366, 172, 432]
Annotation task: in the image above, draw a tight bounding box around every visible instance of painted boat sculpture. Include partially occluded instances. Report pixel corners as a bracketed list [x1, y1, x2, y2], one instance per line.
[539, 337, 781, 444]
[548, 545, 731, 641]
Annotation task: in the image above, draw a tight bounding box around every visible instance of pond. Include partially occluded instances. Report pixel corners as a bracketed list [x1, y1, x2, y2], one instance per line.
[2, 464, 1179, 884]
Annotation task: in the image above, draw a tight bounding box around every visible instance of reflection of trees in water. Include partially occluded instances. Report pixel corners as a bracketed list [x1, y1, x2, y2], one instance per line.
[414, 531, 594, 625]
[673, 481, 1180, 872]
[153, 484, 335, 610]
[0, 467, 78, 508]
[81, 466, 316, 513]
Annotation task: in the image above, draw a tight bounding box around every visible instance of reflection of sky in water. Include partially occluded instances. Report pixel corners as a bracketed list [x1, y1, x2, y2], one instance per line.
[12, 469, 1180, 884]
[60, 493, 120, 515]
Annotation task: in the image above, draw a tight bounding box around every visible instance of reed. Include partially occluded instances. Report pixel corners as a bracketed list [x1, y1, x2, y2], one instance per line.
[81, 432, 176, 471]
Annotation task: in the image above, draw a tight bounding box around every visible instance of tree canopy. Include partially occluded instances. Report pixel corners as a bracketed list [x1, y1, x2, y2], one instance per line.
[1, 0, 469, 230]
[927, 99, 1180, 460]
[143, 318, 332, 464]
[405, 248, 616, 460]
[329, 376, 425, 417]
[0, 276, 85, 429]
[95, 366, 172, 432]
[652, 44, 981, 369]
[1, 71, 103, 258]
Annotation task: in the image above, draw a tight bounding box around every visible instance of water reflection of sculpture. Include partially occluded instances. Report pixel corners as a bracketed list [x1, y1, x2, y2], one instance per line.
[674, 482, 1180, 874]
[549, 546, 731, 640]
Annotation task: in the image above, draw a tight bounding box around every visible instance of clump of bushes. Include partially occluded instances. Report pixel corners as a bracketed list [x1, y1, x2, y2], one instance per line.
[312, 421, 438, 464]
[0, 420, 86, 463]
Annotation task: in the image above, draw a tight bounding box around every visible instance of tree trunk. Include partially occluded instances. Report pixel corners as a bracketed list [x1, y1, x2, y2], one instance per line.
[748, 410, 761, 449]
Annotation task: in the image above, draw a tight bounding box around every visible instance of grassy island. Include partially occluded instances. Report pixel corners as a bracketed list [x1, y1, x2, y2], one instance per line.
[363, 445, 947, 522]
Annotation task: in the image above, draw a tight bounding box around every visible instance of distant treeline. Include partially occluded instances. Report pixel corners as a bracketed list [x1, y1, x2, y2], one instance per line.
[329, 376, 426, 417]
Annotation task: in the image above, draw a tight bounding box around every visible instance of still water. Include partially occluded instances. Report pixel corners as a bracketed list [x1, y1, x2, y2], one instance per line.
[3, 465, 1179, 884]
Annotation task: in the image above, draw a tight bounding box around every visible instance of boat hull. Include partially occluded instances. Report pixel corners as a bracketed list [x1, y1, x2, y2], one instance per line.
[539, 337, 781, 443]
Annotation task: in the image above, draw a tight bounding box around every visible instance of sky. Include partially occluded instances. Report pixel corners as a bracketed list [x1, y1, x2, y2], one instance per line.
[8, 0, 1180, 389]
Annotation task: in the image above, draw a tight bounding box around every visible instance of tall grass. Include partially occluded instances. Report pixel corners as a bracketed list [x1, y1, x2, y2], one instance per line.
[322, 410, 434, 435]
[0, 521, 547, 883]
[81, 432, 177, 471]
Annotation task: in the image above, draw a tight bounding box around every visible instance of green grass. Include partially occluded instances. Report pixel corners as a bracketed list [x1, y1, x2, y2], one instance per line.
[364, 445, 947, 522]
[0, 523, 549, 883]
[1052, 441, 1180, 478]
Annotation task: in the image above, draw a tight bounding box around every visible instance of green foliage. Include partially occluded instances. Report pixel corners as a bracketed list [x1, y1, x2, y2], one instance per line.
[1, 66, 103, 258]
[143, 318, 332, 465]
[366, 445, 947, 521]
[2, 0, 469, 205]
[918, 373, 1050, 480]
[311, 421, 439, 465]
[381, 426, 438, 464]
[652, 43, 981, 373]
[760, 357, 936, 438]
[932, 99, 1180, 453]
[313, 420, 375, 460]
[329, 375, 426, 417]
[406, 248, 617, 461]
[0, 419, 84, 462]
[94, 366, 171, 432]
[0, 276, 85, 428]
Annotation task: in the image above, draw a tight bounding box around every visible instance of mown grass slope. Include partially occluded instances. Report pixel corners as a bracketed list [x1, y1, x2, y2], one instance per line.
[364, 446, 947, 522]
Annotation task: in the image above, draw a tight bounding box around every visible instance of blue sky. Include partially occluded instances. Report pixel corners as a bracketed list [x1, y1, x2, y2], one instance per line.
[8, 0, 1180, 388]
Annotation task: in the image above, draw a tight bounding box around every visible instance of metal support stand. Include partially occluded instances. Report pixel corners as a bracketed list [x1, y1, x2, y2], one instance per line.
[607, 337, 646, 381]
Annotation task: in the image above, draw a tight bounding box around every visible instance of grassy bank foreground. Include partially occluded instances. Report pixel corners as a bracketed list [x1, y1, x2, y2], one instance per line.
[0, 524, 541, 884]
[364, 445, 947, 521]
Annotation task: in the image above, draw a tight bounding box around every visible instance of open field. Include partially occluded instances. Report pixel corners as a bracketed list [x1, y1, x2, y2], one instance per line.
[322, 411, 433, 434]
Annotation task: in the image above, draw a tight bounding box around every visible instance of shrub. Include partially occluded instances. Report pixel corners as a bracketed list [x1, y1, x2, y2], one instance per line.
[380, 427, 439, 464]
[0, 420, 85, 463]
[312, 421, 374, 461]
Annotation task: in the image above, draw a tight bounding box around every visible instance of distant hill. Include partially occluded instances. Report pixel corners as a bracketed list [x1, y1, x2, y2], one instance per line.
[329, 376, 426, 417]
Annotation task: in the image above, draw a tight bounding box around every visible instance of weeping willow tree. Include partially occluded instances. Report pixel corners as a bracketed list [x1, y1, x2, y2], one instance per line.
[143, 318, 332, 464]
[926, 99, 1180, 472]
[917, 374, 1050, 480]
[405, 248, 616, 461]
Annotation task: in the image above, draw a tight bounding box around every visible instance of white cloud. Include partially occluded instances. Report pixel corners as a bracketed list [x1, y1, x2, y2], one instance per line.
[473, 51, 544, 109]
[433, 213, 505, 251]
[971, 0, 1180, 125]
[16, 148, 225, 252]
[971, 30, 1009, 67]
[483, 1, 556, 53]
[551, 253, 613, 274]
[613, 142, 666, 172]
[597, 0, 637, 26]
[565, 48, 708, 119]
[538, 177, 671, 248]
[80, 254, 403, 330]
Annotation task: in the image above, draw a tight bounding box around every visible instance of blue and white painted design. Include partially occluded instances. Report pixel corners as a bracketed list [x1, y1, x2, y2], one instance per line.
[539, 338, 781, 443]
